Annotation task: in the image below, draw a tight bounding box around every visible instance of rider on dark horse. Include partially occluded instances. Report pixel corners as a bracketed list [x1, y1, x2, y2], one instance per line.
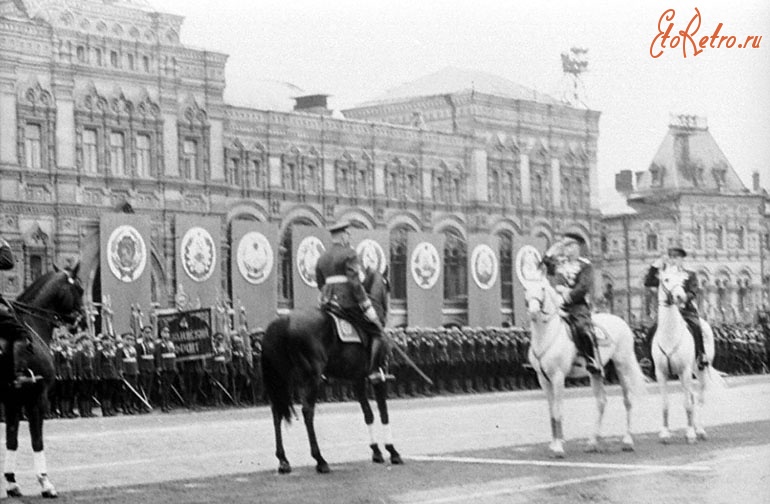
[315, 221, 393, 384]
[0, 237, 30, 386]
[541, 232, 603, 376]
[644, 246, 708, 370]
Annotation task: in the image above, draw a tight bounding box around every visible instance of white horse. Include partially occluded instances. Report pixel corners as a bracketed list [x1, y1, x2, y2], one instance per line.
[524, 277, 646, 457]
[651, 266, 716, 444]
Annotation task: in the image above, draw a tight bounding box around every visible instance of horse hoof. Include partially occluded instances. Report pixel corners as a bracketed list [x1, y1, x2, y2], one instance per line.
[278, 461, 292, 475]
[390, 454, 404, 465]
[316, 462, 331, 474]
[686, 435, 697, 445]
[371, 444, 385, 464]
[42, 489, 58, 499]
[658, 431, 671, 444]
[584, 443, 600, 453]
[6, 486, 22, 498]
[696, 429, 708, 441]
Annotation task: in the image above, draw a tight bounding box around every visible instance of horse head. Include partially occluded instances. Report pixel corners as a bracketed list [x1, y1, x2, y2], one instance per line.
[658, 266, 688, 308]
[524, 278, 561, 323]
[17, 262, 86, 331]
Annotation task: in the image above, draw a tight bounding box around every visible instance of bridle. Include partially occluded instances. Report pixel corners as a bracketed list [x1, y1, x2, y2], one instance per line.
[10, 271, 85, 329]
[527, 283, 557, 319]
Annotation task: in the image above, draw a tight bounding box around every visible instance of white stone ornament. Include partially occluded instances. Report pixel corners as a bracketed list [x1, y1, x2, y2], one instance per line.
[356, 239, 387, 275]
[181, 227, 216, 282]
[107, 225, 147, 283]
[471, 244, 498, 290]
[237, 231, 273, 285]
[296, 236, 325, 287]
[410, 242, 441, 290]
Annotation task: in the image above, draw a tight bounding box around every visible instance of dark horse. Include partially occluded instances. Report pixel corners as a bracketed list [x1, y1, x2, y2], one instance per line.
[0, 264, 85, 498]
[262, 308, 403, 474]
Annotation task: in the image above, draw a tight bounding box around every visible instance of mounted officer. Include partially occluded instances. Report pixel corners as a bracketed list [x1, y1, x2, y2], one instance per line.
[315, 221, 393, 384]
[644, 246, 708, 370]
[0, 237, 30, 385]
[541, 232, 603, 376]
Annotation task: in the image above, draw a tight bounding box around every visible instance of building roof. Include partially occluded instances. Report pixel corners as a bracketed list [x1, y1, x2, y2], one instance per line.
[355, 66, 561, 107]
[635, 116, 747, 194]
[224, 79, 306, 113]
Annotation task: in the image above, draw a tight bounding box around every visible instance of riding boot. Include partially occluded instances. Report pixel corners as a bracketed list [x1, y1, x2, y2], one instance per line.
[367, 338, 394, 383]
[581, 329, 603, 377]
[687, 318, 708, 369]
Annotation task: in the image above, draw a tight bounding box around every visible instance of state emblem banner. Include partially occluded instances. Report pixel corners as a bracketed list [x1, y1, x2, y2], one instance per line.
[406, 233, 444, 328]
[175, 215, 222, 309]
[292, 226, 331, 311]
[512, 235, 547, 327]
[100, 213, 152, 335]
[231, 221, 278, 330]
[467, 235, 502, 327]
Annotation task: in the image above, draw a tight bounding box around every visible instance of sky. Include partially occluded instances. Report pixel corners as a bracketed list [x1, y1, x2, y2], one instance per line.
[155, 0, 770, 210]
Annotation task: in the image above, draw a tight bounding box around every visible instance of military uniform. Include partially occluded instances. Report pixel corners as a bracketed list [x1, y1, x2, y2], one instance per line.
[542, 236, 601, 375]
[155, 330, 179, 413]
[0, 238, 28, 384]
[135, 331, 156, 411]
[211, 335, 229, 406]
[119, 336, 140, 414]
[56, 335, 77, 418]
[96, 338, 121, 416]
[316, 222, 390, 383]
[229, 334, 248, 405]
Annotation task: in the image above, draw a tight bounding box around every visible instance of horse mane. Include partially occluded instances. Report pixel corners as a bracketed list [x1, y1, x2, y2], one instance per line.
[16, 270, 59, 303]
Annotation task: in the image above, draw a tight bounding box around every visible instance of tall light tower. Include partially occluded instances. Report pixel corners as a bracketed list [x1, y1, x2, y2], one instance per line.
[561, 47, 589, 108]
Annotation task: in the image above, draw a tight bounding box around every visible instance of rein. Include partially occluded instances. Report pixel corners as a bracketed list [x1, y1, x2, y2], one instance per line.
[10, 300, 72, 326]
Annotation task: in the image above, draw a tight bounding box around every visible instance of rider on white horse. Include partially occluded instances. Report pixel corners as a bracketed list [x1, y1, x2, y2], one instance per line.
[541, 232, 603, 376]
[644, 246, 709, 370]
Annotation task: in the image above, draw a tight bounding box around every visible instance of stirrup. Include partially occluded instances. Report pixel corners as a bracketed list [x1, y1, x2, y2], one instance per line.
[367, 368, 394, 383]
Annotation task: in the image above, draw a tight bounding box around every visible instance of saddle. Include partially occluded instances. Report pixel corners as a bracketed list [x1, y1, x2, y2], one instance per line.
[325, 311, 373, 348]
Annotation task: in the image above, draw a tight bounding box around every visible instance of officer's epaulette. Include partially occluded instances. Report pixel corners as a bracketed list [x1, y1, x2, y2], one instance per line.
[579, 257, 591, 265]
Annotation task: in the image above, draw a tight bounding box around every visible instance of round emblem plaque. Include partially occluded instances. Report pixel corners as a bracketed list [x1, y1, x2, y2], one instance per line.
[107, 225, 147, 283]
[470, 244, 498, 290]
[181, 227, 217, 282]
[410, 242, 441, 290]
[356, 239, 387, 275]
[237, 231, 274, 285]
[515, 245, 544, 289]
[296, 236, 325, 288]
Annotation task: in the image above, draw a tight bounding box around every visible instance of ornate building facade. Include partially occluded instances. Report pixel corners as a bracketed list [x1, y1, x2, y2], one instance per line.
[0, 0, 601, 328]
[600, 115, 770, 326]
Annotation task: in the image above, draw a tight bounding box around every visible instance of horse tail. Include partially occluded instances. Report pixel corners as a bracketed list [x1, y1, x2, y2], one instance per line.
[261, 317, 295, 424]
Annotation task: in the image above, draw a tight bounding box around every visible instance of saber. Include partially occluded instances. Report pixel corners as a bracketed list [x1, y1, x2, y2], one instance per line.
[170, 384, 186, 405]
[122, 378, 153, 411]
[388, 338, 434, 386]
[210, 377, 235, 403]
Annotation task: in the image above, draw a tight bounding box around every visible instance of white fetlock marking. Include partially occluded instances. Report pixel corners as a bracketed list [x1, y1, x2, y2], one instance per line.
[383, 423, 393, 445]
[33, 451, 47, 476]
[367, 424, 376, 445]
[3, 449, 17, 474]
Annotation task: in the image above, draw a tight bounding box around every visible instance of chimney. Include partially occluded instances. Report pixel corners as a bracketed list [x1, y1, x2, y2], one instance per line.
[615, 170, 634, 194]
[752, 171, 760, 192]
[293, 94, 331, 116]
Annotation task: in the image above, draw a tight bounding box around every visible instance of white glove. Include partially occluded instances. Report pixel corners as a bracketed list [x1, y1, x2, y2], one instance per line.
[364, 305, 380, 325]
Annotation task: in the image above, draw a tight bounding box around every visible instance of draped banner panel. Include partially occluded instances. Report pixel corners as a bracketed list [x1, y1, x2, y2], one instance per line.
[99, 213, 152, 335]
[511, 234, 547, 328]
[175, 214, 222, 310]
[231, 220, 278, 331]
[291, 226, 330, 311]
[467, 234, 502, 327]
[350, 229, 390, 276]
[406, 232, 445, 328]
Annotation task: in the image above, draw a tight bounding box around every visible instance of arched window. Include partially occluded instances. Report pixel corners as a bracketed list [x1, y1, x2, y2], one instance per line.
[716, 225, 724, 250]
[443, 229, 467, 301]
[646, 232, 658, 251]
[489, 169, 500, 203]
[498, 232, 513, 307]
[737, 226, 745, 249]
[389, 226, 410, 301]
[695, 224, 703, 249]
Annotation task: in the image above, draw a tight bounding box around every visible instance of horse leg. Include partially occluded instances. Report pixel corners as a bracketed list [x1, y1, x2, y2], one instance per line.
[373, 381, 402, 465]
[586, 374, 607, 452]
[26, 400, 57, 498]
[271, 407, 291, 474]
[616, 364, 635, 451]
[352, 379, 382, 463]
[301, 378, 329, 473]
[538, 371, 564, 458]
[681, 368, 697, 444]
[655, 366, 672, 443]
[693, 368, 708, 441]
[3, 399, 22, 498]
